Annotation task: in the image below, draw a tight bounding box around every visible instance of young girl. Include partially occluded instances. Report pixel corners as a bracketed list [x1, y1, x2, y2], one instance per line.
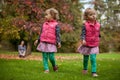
[34, 8, 61, 73]
[18, 40, 26, 58]
[78, 8, 101, 77]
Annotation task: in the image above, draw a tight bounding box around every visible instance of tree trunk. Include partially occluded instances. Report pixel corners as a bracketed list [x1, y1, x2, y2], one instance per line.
[108, 43, 113, 53]
[26, 30, 33, 55]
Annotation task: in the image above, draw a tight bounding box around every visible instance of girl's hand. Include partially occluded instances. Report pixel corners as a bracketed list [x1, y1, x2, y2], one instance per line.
[57, 43, 61, 48]
[34, 40, 38, 46]
[82, 40, 86, 45]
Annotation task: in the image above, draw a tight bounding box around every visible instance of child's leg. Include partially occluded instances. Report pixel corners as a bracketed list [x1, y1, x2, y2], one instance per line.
[83, 55, 89, 70]
[42, 52, 49, 71]
[49, 52, 58, 71]
[90, 54, 97, 73]
[49, 52, 56, 67]
[18, 51, 22, 55]
[22, 51, 26, 56]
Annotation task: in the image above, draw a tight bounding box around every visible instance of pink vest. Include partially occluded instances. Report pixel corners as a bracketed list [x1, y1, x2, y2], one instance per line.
[85, 21, 100, 47]
[40, 20, 58, 44]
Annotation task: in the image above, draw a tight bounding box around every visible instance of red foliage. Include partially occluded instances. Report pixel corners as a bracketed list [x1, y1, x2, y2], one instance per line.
[59, 22, 73, 33]
[40, 0, 44, 3]
[50, 0, 60, 3]
[25, 0, 32, 5]
[12, 18, 26, 28]
[7, 0, 76, 33]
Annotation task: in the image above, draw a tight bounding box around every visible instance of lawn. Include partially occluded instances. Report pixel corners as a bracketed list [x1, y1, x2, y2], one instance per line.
[0, 52, 120, 80]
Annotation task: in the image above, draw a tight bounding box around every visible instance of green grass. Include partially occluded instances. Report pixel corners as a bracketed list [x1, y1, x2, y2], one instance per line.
[0, 52, 120, 80]
[0, 50, 18, 54]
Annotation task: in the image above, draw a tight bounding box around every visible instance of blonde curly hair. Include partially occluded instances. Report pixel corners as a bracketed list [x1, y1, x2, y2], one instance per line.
[83, 8, 97, 20]
[45, 8, 59, 20]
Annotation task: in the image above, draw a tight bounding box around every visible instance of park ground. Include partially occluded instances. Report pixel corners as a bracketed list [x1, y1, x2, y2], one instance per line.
[0, 51, 120, 80]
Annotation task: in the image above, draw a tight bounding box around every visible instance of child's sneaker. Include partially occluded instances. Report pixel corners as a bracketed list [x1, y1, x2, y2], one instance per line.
[82, 70, 88, 74]
[44, 70, 49, 73]
[53, 66, 58, 72]
[92, 73, 98, 77]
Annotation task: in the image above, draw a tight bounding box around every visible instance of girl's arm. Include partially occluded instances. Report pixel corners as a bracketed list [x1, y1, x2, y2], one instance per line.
[18, 45, 22, 55]
[24, 45, 26, 51]
[18, 45, 20, 51]
[34, 26, 42, 46]
[81, 25, 86, 45]
[81, 25, 86, 40]
[38, 26, 43, 43]
[56, 25, 61, 48]
[99, 25, 101, 38]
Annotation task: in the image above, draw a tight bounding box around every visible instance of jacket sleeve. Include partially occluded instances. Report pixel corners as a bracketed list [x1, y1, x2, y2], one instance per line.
[81, 25, 86, 40]
[24, 45, 26, 51]
[38, 36, 40, 43]
[56, 25, 61, 44]
[37, 26, 43, 43]
[18, 45, 20, 51]
[99, 25, 101, 38]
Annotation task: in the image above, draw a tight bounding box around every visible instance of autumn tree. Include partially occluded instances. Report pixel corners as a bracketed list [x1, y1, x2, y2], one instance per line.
[93, 0, 120, 52]
[0, 0, 83, 53]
